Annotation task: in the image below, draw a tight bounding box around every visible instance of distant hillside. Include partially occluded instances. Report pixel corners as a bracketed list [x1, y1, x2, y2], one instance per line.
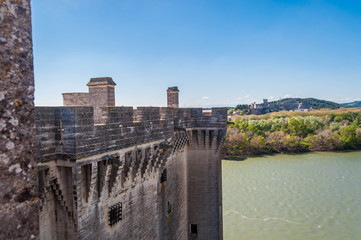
[234, 98, 342, 114]
[269, 98, 341, 111]
[341, 101, 361, 108]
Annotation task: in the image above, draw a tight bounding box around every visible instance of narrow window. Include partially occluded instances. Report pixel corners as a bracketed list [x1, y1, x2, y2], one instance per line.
[160, 168, 167, 183]
[190, 224, 198, 235]
[119, 124, 124, 136]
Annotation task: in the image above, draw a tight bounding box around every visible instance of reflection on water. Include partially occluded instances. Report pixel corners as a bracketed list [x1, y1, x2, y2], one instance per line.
[222, 151, 361, 240]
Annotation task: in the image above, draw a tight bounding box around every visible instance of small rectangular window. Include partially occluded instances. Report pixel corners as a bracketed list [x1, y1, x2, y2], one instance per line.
[108, 202, 122, 226]
[190, 224, 198, 235]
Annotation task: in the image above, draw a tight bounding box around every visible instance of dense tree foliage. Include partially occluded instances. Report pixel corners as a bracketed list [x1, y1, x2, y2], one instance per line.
[234, 104, 249, 111]
[223, 111, 361, 156]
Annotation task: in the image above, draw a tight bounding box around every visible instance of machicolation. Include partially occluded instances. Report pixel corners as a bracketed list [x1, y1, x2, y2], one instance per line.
[36, 78, 227, 239]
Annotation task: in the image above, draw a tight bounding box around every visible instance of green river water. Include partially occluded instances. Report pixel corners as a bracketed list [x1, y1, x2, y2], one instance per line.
[222, 151, 361, 240]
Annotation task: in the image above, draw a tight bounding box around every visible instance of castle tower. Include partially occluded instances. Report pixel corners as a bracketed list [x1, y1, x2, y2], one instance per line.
[87, 77, 116, 123]
[167, 86, 179, 108]
[87, 77, 116, 107]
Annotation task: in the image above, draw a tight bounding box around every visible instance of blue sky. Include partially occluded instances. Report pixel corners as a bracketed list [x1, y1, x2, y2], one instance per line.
[32, 0, 361, 107]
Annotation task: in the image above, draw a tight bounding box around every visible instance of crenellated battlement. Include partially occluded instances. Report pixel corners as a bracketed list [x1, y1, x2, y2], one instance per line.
[35, 106, 227, 162]
[36, 78, 226, 240]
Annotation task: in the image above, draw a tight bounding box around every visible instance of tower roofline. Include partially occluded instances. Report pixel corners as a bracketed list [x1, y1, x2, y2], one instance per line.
[167, 86, 179, 92]
[87, 77, 116, 87]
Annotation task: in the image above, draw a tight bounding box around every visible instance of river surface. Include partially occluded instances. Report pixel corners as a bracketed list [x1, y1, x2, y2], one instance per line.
[222, 151, 361, 240]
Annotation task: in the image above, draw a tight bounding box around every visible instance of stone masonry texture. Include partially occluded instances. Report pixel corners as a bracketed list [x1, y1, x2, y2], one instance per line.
[36, 80, 228, 240]
[36, 78, 227, 239]
[87, 77, 116, 124]
[0, 0, 38, 239]
[167, 87, 179, 108]
[0, 0, 227, 238]
[63, 93, 90, 106]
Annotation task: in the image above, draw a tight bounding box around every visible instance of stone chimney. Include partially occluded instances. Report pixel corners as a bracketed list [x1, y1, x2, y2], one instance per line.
[167, 86, 179, 108]
[87, 77, 116, 124]
[87, 77, 116, 107]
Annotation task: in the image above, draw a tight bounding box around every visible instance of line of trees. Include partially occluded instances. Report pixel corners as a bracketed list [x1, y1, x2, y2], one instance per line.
[222, 111, 361, 156]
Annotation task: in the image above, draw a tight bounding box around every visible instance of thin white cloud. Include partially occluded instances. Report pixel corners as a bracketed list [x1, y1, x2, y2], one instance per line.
[320, 98, 361, 104]
[284, 94, 292, 98]
[335, 97, 361, 103]
[202, 96, 210, 100]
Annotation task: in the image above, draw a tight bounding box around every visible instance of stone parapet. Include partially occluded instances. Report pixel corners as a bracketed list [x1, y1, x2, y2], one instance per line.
[174, 108, 228, 128]
[62, 92, 90, 106]
[35, 106, 227, 162]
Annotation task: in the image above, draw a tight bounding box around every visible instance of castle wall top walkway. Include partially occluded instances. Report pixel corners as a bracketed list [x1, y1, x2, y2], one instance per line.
[35, 106, 227, 162]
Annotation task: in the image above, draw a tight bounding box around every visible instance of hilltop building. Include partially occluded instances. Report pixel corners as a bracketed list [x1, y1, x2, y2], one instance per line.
[249, 99, 270, 115]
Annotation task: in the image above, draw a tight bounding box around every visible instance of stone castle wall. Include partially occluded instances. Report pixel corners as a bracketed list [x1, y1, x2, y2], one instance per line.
[0, 1, 226, 238]
[186, 129, 224, 239]
[35, 106, 226, 161]
[63, 93, 90, 106]
[36, 105, 226, 239]
[0, 0, 38, 238]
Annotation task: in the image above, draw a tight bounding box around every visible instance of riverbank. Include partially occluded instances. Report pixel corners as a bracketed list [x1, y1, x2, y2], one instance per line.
[223, 149, 361, 161]
[223, 110, 361, 156]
